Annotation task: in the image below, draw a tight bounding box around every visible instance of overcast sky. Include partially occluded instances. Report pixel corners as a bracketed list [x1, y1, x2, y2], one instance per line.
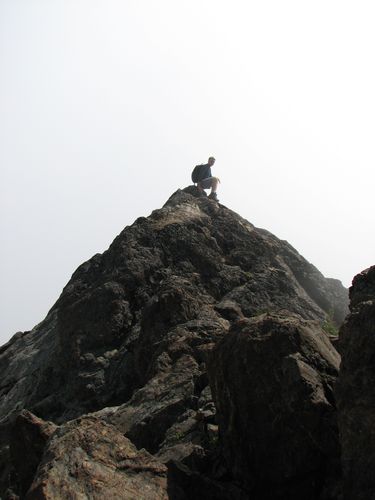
[1, 0, 374, 345]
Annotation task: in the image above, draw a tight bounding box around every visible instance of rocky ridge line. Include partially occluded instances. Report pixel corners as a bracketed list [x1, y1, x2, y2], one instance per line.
[0, 186, 350, 499]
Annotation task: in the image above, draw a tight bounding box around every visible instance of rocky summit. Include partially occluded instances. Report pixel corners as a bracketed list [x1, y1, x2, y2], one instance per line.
[0, 186, 355, 499]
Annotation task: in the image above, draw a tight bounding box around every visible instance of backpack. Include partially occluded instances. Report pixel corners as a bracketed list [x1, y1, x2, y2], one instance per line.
[191, 165, 203, 183]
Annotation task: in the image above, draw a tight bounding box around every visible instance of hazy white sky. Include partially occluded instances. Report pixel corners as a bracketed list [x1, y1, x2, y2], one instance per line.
[1, 0, 374, 344]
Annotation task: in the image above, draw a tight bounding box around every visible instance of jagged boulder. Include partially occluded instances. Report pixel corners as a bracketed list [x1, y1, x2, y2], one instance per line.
[24, 415, 168, 500]
[208, 313, 341, 499]
[336, 266, 375, 500]
[9, 410, 57, 498]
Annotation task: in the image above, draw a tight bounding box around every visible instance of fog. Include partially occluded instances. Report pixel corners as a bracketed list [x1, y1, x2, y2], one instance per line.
[1, 0, 374, 344]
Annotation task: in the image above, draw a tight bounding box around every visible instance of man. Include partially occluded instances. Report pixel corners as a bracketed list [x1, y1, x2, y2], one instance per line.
[195, 156, 220, 201]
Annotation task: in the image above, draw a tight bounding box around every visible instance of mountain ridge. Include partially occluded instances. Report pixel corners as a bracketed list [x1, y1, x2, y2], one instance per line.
[0, 186, 351, 499]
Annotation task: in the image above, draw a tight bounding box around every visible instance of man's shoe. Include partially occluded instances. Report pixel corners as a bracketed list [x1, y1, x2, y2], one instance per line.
[208, 192, 219, 202]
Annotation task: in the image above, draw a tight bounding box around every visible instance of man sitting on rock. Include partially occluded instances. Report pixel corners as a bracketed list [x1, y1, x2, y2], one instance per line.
[193, 156, 220, 201]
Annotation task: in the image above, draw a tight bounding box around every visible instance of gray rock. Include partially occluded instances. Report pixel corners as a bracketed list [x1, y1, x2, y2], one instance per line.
[0, 186, 349, 498]
[336, 266, 375, 500]
[208, 313, 341, 499]
[26, 415, 168, 500]
[10, 410, 57, 497]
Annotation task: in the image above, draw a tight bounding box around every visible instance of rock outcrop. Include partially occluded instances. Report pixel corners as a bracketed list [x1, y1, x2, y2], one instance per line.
[26, 416, 168, 500]
[208, 313, 341, 499]
[9, 410, 57, 498]
[336, 266, 375, 500]
[0, 187, 349, 498]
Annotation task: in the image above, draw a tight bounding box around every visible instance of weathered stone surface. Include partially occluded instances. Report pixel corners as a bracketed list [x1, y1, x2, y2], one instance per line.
[167, 460, 248, 499]
[26, 416, 168, 499]
[10, 410, 57, 497]
[0, 186, 349, 498]
[208, 313, 341, 499]
[336, 266, 375, 500]
[0, 188, 348, 426]
[0, 311, 60, 425]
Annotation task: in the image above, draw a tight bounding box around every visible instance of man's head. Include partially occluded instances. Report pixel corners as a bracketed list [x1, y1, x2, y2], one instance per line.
[208, 156, 216, 166]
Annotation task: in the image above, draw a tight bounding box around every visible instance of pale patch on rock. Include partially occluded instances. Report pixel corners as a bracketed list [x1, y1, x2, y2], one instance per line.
[151, 202, 208, 230]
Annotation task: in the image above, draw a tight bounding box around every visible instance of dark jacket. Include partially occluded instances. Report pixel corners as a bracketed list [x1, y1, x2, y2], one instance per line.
[197, 163, 212, 181]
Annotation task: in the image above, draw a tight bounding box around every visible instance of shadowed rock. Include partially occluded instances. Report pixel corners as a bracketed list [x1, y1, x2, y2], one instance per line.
[336, 266, 375, 500]
[208, 313, 341, 499]
[10, 410, 57, 497]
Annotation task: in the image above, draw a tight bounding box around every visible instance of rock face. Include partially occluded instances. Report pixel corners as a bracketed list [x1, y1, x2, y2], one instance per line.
[0, 187, 349, 498]
[26, 416, 168, 500]
[336, 266, 375, 500]
[208, 314, 341, 499]
[10, 410, 57, 498]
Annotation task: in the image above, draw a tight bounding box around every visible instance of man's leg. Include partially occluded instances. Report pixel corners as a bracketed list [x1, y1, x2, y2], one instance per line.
[210, 177, 219, 193]
[197, 182, 207, 196]
[207, 177, 220, 201]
